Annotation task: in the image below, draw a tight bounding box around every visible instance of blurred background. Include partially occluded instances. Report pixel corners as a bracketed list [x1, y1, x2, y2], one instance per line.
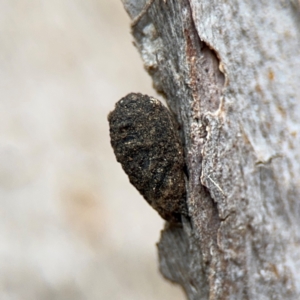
[0, 1, 185, 299]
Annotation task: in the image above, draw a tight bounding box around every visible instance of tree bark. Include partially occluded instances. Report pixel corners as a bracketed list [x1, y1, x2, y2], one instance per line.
[120, 0, 300, 299]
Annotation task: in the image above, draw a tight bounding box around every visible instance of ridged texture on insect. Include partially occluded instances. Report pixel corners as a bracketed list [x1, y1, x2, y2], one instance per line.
[108, 93, 187, 223]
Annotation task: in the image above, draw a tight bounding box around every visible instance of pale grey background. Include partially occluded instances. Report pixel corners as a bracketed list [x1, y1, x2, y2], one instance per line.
[0, 1, 185, 299]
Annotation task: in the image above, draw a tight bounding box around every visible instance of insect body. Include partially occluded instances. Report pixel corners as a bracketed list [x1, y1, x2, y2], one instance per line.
[108, 93, 187, 223]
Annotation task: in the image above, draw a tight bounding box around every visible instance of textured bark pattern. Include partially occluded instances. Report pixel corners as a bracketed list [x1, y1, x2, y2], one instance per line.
[121, 0, 300, 299]
[108, 93, 188, 223]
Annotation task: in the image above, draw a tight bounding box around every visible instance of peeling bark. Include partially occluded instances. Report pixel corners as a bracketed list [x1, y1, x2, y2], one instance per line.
[120, 0, 300, 299]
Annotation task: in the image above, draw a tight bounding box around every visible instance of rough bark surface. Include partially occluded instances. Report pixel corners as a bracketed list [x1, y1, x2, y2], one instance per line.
[121, 0, 300, 299]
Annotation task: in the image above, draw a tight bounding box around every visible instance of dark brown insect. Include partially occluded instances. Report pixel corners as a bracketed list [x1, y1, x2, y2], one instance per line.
[108, 93, 188, 223]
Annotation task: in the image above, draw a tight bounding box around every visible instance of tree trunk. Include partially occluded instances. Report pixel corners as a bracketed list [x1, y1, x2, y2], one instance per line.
[120, 0, 300, 299]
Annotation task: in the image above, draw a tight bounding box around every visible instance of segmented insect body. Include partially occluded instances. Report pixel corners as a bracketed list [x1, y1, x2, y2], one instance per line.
[108, 93, 187, 223]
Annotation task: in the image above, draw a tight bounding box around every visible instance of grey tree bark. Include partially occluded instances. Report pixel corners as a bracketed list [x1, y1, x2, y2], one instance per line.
[120, 0, 300, 299]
